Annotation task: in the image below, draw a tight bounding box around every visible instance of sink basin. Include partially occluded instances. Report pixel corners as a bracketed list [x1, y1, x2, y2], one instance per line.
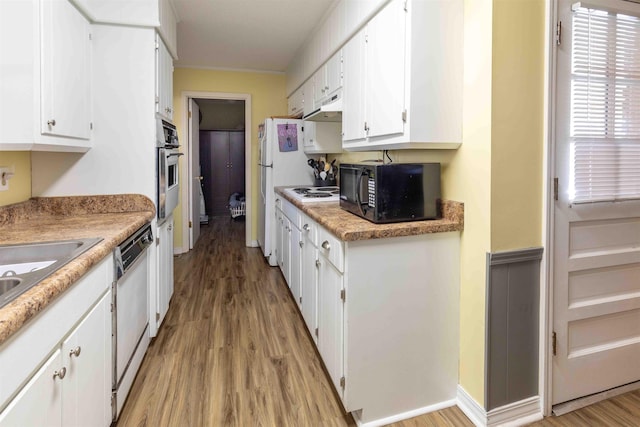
[0, 237, 103, 308]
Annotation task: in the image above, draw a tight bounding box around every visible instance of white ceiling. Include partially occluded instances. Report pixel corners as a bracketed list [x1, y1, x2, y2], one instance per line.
[171, 0, 337, 73]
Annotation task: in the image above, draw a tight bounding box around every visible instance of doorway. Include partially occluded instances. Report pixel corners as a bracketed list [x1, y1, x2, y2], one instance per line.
[197, 100, 246, 217]
[181, 92, 253, 251]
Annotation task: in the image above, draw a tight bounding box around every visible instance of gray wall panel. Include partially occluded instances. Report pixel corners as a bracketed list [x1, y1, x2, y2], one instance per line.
[485, 247, 543, 411]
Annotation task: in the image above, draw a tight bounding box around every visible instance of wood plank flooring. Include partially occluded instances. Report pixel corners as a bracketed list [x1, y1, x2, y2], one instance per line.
[117, 217, 640, 427]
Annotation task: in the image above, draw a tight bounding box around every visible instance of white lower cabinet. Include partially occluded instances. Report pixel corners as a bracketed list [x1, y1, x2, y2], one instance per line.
[156, 215, 175, 329]
[0, 350, 62, 427]
[61, 292, 111, 427]
[0, 257, 113, 427]
[300, 216, 318, 340]
[316, 232, 345, 397]
[285, 200, 460, 425]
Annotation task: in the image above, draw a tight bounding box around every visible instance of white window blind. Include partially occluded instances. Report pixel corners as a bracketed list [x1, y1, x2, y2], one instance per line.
[570, 5, 640, 203]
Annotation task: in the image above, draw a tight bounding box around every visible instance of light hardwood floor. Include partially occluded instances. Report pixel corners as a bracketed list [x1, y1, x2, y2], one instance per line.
[117, 217, 640, 426]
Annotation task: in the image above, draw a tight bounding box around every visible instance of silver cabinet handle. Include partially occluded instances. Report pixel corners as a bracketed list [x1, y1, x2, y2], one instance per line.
[53, 367, 67, 380]
[299, 241, 303, 248]
[69, 346, 81, 358]
[303, 224, 310, 231]
[47, 119, 56, 126]
[315, 260, 321, 267]
[322, 241, 331, 250]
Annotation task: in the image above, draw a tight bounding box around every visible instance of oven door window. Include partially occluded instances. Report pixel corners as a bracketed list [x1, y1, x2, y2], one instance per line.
[167, 159, 178, 189]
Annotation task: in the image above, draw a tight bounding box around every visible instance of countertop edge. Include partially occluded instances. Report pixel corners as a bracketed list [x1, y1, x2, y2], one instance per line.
[0, 196, 155, 347]
[275, 187, 464, 241]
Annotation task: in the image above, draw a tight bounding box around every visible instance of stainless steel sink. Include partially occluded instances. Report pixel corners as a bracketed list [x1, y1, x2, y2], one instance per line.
[0, 237, 103, 308]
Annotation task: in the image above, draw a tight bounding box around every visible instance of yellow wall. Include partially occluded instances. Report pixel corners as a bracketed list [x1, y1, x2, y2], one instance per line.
[491, 0, 545, 252]
[172, 68, 288, 247]
[0, 152, 31, 206]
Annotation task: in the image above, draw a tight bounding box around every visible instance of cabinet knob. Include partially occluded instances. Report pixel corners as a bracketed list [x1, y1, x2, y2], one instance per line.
[47, 119, 56, 126]
[321, 241, 331, 250]
[303, 224, 310, 231]
[299, 241, 303, 248]
[315, 259, 321, 268]
[53, 367, 67, 380]
[69, 346, 82, 358]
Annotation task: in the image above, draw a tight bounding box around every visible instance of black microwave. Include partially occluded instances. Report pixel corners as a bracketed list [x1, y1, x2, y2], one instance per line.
[339, 162, 441, 223]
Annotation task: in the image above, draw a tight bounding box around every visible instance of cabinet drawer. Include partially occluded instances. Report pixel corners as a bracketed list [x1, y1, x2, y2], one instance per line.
[318, 226, 344, 273]
[282, 199, 301, 229]
[300, 214, 318, 247]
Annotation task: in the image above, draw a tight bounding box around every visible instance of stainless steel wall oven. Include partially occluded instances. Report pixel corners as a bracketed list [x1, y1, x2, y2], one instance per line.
[156, 117, 182, 221]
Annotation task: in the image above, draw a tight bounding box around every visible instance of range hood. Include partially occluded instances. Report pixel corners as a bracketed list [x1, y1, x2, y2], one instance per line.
[303, 92, 342, 122]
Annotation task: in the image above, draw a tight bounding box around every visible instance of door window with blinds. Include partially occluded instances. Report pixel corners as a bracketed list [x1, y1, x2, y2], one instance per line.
[570, 3, 640, 203]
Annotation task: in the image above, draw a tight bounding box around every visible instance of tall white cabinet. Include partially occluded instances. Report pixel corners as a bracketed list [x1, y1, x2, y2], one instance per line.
[0, 0, 92, 151]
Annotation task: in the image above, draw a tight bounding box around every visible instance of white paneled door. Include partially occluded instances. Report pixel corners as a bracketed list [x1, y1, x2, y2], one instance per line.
[189, 99, 201, 249]
[553, 0, 640, 405]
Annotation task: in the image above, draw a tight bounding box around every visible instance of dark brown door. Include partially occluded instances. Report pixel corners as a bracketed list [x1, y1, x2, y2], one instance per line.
[200, 130, 246, 216]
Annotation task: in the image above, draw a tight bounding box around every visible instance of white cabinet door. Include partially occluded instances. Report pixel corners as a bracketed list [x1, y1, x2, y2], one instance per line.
[302, 78, 315, 118]
[288, 87, 304, 117]
[156, 35, 174, 120]
[290, 223, 302, 308]
[365, 0, 405, 139]
[157, 216, 175, 328]
[275, 207, 285, 280]
[301, 221, 318, 341]
[317, 253, 344, 397]
[325, 50, 343, 99]
[61, 291, 111, 427]
[0, 350, 63, 427]
[283, 216, 291, 286]
[41, 0, 91, 140]
[342, 28, 367, 143]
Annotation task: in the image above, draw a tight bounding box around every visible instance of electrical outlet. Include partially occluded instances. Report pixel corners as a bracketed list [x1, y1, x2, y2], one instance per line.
[0, 166, 15, 191]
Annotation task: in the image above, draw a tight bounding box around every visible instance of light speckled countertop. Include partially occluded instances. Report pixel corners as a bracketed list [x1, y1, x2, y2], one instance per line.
[275, 187, 464, 241]
[0, 194, 155, 346]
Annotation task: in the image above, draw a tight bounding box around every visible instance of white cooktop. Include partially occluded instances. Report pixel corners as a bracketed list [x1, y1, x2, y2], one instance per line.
[284, 186, 340, 203]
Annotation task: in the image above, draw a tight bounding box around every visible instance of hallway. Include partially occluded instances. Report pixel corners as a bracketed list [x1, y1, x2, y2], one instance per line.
[117, 217, 357, 426]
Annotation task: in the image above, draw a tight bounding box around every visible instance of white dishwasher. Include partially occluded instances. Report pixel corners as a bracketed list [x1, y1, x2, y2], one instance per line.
[111, 223, 153, 422]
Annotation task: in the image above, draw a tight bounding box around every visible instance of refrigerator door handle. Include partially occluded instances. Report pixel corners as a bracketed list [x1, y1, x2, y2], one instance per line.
[258, 163, 273, 168]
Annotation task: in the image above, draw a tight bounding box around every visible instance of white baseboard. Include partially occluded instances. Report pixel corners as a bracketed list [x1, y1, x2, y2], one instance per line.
[457, 386, 487, 426]
[352, 399, 457, 427]
[456, 386, 542, 427]
[487, 396, 542, 426]
[173, 246, 186, 255]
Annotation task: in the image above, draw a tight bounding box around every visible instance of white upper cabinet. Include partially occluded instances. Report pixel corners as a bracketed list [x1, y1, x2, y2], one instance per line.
[303, 121, 342, 154]
[72, 0, 177, 56]
[342, 29, 366, 143]
[312, 50, 343, 111]
[156, 34, 174, 121]
[0, 0, 92, 152]
[41, 0, 92, 141]
[288, 87, 304, 117]
[342, 0, 463, 150]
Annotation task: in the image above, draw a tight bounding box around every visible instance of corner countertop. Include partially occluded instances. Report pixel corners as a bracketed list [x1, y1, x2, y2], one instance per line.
[275, 187, 464, 241]
[0, 194, 155, 346]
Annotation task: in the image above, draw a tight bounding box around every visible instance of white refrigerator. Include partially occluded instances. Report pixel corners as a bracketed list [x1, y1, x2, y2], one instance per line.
[257, 118, 313, 266]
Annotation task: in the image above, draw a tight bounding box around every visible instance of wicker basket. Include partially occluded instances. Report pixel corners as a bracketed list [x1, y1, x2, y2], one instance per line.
[229, 201, 246, 219]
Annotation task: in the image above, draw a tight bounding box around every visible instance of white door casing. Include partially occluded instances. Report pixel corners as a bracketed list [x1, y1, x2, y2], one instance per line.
[552, 0, 640, 405]
[189, 99, 201, 249]
[180, 91, 253, 252]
